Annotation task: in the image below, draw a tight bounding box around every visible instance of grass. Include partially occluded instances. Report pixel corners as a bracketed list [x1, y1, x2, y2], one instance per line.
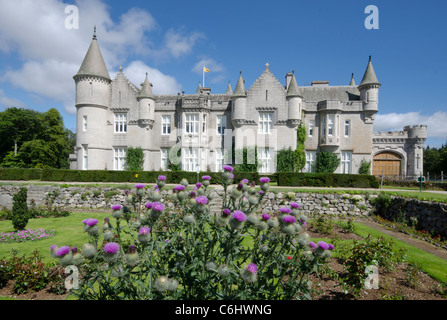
[0, 212, 107, 264]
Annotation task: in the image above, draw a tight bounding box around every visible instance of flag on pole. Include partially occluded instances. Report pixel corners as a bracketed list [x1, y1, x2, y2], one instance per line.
[203, 67, 210, 87]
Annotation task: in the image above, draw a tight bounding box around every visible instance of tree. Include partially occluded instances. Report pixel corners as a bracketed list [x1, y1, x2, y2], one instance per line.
[126, 147, 145, 171]
[0, 107, 74, 169]
[315, 151, 340, 173]
[295, 122, 306, 172]
[12, 187, 29, 231]
[276, 148, 296, 172]
[359, 159, 371, 174]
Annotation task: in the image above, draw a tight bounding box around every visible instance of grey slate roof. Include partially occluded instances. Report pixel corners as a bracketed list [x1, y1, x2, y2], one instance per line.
[287, 73, 302, 98]
[138, 73, 154, 99]
[233, 72, 246, 97]
[299, 86, 360, 102]
[74, 37, 110, 80]
[359, 57, 380, 87]
[225, 81, 233, 95]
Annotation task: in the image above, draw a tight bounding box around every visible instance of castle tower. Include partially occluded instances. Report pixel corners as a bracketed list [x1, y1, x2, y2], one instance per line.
[231, 71, 247, 126]
[359, 56, 381, 113]
[138, 73, 155, 126]
[286, 71, 302, 127]
[73, 27, 112, 170]
[349, 73, 356, 86]
[405, 125, 428, 177]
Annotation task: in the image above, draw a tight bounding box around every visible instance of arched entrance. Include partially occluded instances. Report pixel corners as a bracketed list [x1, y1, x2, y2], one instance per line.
[373, 151, 402, 177]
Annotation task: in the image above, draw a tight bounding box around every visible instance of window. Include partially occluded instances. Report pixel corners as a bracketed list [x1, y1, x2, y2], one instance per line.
[305, 151, 316, 173]
[161, 148, 168, 170]
[114, 113, 127, 133]
[162, 115, 171, 135]
[308, 120, 314, 137]
[321, 117, 326, 136]
[216, 148, 228, 171]
[328, 115, 334, 136]
[183, 148, 199, 172]
[114, 147, 127, 171]
[82, 145, 88, 170]
[258, 148, 273, 173]
[341, 151, 352, 174]
[202, 114, 207, 134]
[344, 120, 351, 137]
[217, 115, 226, 135]
[185, 114, 199, 134]
[82, 115, 87, 132]
[258, 113, 273, 134]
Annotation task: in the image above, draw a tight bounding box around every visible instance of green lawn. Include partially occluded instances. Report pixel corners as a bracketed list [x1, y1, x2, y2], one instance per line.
[0, 212, 108, 264]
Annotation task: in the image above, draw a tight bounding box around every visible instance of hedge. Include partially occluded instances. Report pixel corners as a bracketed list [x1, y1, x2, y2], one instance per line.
[276, 172, 380, 188]
[0, 168, 43, 181]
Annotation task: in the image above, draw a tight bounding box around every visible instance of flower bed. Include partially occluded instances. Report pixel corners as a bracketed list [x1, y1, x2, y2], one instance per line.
[0, 228, 56, 244]
[50, 170, 335, 300]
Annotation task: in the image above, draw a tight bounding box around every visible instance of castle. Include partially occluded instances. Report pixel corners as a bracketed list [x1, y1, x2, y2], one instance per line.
[70, 31, 427, 178]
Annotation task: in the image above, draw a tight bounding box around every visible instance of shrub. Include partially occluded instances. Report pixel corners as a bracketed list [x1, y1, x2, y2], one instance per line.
[126, 147, 144, 171]
[358, 159, 371, 175]
[315, 151, 340, 173]
[0, 249, 66, 294]
[12, 187, 29, 231]
[51, 169, 334, 300]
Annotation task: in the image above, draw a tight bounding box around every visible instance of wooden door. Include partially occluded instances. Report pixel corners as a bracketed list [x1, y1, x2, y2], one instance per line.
[373, 151, 402, 177]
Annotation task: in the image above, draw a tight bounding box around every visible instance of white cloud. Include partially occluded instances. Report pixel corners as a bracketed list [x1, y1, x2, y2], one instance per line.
[192, 57, 226, 85]
[374, 111, 447, 139]
[111, 61, 182, 95]
[164, 29, 205, 59]
[0, 0, 201, 115]
[0, 89, 26, 107]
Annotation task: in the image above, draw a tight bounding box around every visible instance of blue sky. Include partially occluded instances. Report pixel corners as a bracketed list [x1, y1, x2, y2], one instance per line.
[0, 0, 446, 147]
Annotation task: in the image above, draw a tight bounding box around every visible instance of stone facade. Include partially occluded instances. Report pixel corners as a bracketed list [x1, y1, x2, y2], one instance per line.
[69, 33, 427, 177]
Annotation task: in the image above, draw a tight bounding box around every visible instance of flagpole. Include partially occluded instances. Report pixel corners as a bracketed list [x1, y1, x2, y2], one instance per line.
[203, 67, 205, 88]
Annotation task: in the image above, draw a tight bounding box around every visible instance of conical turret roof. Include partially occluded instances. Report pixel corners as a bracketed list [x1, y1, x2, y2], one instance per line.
[232, 72, 246, 97]
[287, 72, 302, 98]
[349, 73, 356, 86]
[359, 56, 380, 88]
[138, 73, 154, 99]
[74, 29, 110, 81]
[225, 81, 233, 95]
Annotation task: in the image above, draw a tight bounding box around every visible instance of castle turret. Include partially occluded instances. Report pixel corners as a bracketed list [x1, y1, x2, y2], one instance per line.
[286, 71, 302, 126]
[73, 27, 111, 170]
[137, 73, 155, 126]
[349, 73, 356, 86]
[359, 56, 381, 112]
[405, 125, 427, 177]
[231, 71, 247, 126]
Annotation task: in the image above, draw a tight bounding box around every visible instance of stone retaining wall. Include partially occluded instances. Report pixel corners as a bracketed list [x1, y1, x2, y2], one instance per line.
[1, 184, 446, 237]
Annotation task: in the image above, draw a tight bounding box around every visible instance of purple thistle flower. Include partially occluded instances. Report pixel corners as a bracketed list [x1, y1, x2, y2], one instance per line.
[202, 175, 211, 180]
[247, 263, 257, 274]
[223, 165, 234, 172]
[104, 242, 120, 254]
[290, 202, 300, 208]
[196, 182, 203, 188]
[139, 226, 150, 235]
[195, 195, 209, 204]
[174, 185, 186, 191]
[282, 215, 296, 224]
[258, 190, 264, 195]
[241, 179, 249, 184]
[111, 204, 122, 211]
[279, 207, 292, 214]
[328, 243, 335, 250]
[189, 191, 196, 198]
[152, 202, 165, 211]
[232, 210, 246, 222]
[261, 213, 271, 221]
[145, 202, 153, 209]
[259, 177, 270, 183]
[56, 246, 70, 257]
[158, 175, 166, 181]
[308, 241, 317, 249]
[135, 183, 145, 189]
[50, 245, 57, 251]
[222, 208, 231, 216]
[82, 218, 98, 226]
[318, 241, 330, 250]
